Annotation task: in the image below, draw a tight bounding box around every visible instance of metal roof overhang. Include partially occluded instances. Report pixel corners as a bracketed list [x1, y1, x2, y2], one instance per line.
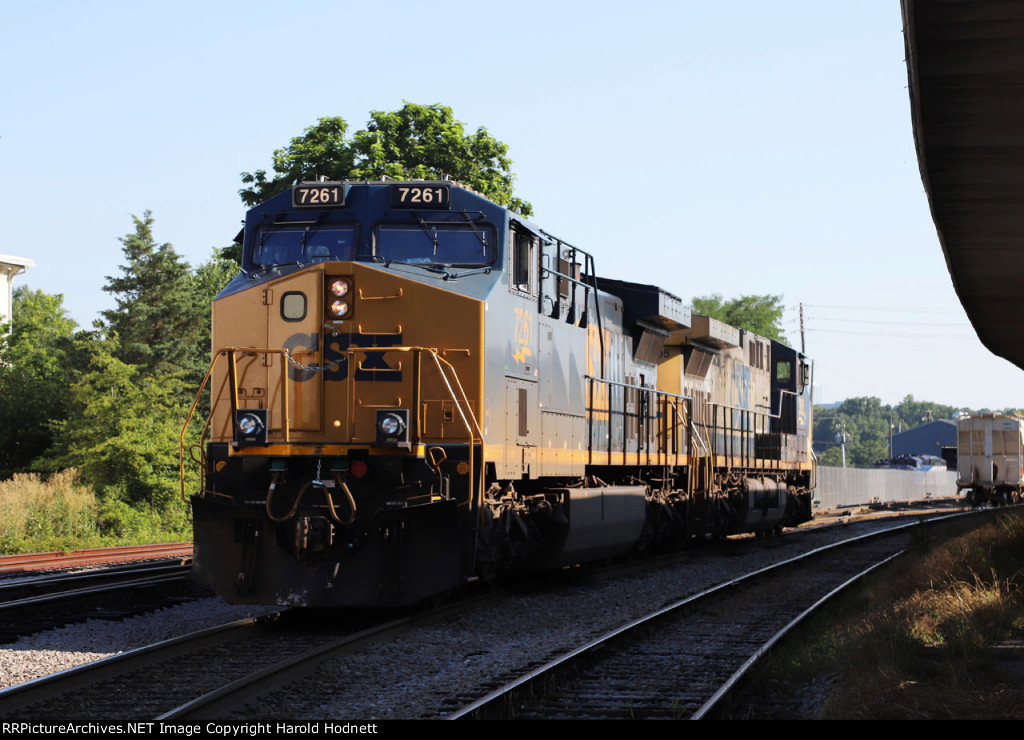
[903, 0, 1024, 369]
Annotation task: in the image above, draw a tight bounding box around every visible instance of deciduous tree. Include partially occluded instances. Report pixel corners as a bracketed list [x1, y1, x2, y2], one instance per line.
[239, 103, 532, 216]
[0, 288, 77, 476]
[692, 293, 788, 342]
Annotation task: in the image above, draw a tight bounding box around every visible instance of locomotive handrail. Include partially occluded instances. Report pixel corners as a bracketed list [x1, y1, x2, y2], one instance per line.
[712, 388, 801, 421]
[584, 375, 692, 467]
[341, 345, 486, 527]
[580, 373, 804, 472]
[583, 375, 692, 401]
[537, 231, 603, 371]
[180, 343, 485, 514]
[179, 347, 293, 501]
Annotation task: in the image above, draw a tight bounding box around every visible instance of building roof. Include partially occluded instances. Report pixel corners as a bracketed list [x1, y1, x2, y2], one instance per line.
[903, 0, 1024, 369]
[0, 255, 35, 272]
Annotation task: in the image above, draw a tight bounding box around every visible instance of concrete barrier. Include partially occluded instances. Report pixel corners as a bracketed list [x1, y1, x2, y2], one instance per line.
[813, 466, 959, 510]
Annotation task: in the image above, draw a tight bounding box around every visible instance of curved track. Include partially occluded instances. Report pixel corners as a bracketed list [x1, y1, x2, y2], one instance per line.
[447, 516, 967, 719]
[0, 510, 988, 720]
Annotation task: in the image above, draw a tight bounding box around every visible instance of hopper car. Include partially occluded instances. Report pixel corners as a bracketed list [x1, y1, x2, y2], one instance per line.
[957, 413, 1024, 505]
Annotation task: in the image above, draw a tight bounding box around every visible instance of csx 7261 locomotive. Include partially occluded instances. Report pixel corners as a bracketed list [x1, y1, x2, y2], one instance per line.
[183, 179, 815, 607]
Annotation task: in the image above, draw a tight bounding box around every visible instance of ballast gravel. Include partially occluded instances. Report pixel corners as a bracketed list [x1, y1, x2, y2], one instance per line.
[0, 515, 921, 717]
[0, 600, 277, 690]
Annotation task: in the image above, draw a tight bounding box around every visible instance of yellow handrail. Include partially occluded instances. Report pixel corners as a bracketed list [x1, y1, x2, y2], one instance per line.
[180, 345, 485, 516]
[179, 347, 293, 501]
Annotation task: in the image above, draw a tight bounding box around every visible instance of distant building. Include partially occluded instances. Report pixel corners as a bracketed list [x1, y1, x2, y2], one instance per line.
[892, 419, 957, 466]
[0, 255, 35, 329]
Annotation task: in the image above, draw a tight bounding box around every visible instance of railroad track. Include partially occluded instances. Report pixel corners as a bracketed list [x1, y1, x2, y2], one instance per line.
[0, 543, 192, 573]
[0, 604, 464, 719]
[0, 556, 199, 642]
[0, 510, 987, 720]
[444, 518, 948, 719]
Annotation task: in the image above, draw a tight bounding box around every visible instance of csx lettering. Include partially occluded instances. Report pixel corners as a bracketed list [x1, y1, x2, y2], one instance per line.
[283, 332, 402, 382]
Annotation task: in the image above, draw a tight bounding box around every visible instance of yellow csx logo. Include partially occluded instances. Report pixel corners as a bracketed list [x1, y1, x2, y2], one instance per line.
[512, 306, 533, 365]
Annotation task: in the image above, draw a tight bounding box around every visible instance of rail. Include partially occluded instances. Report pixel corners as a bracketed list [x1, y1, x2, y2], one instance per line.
[582, 377, 810, 485]
[538, 230, 604, 372]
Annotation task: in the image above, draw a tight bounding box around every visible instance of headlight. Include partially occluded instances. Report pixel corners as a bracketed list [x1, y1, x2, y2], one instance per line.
[236, 409, 268, 445]
[376, 409, 410, 447]
[325, 278, 354, 320]
[378, 412, 406, 437]
[238, 414, 263, 435]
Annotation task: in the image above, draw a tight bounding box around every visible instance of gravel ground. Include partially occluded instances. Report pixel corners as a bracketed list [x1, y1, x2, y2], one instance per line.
[0, 599, 277, 690]
[231, 521, 895, 720]
[0, 516, 917, 718]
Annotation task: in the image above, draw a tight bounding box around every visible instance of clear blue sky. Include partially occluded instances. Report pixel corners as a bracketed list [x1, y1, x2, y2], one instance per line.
[2, 1, 1019, 410]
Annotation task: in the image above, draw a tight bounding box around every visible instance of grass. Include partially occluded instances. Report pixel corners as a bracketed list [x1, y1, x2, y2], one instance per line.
[735, 511, 1024, 719]
[0, 469, 190, 554]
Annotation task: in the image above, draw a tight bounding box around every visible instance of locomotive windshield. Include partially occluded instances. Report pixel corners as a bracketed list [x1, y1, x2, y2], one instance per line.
[376, 224, 495, 266]
[253, 226, 357, 266]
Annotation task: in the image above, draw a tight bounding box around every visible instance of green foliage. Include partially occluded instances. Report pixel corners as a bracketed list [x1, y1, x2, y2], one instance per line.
[239, 102, 532, 216]
[102, 212, 200, 378]
[41, 335, 198, 513]
[692, 293, 788, 342]
[97, 492, 190, 541]
[240, 117, 355, 207]
[0, 288, 78, 476]
[0, 213, 228, 552]
[0, 471, 99, 553]
[187, 249, 239, 374]
[0, 470, 188, 553]
[814, 394, 960, 468]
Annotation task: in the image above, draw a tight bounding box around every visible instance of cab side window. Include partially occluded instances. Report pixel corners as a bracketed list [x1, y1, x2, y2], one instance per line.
[511, 227, 535, 295]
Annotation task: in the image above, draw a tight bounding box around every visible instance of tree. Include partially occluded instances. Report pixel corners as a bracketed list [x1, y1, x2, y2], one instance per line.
[692, 294, 788, 343]
[41, 333, 196, 515]
[102, 212, 200, 378]
[186, 250, 239, 376]
[239, 103, 532, 216]
[892, 395, 956, 434]
[0, 288, 78, 476]
[812, 397, 890, 468]
[813, 395, 962, 468]
[239, 117, 355, 207]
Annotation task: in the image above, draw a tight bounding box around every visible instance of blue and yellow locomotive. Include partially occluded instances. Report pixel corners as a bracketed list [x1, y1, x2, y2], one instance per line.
[183, 179, 815, 607]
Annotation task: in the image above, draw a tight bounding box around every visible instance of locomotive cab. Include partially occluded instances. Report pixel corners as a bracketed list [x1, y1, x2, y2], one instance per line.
[189, 181, 496, 606]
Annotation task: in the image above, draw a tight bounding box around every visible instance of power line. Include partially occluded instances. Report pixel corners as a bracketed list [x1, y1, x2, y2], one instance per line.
[806, 316, 968, 327]
[801, 303, 963, 314]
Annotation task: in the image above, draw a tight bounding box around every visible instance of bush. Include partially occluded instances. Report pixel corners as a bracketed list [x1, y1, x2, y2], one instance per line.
[0, 470, 100, 553]
[0, 469, 191, 553]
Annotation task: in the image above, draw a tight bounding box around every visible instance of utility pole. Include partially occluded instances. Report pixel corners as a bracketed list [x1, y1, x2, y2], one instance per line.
[835, 419, 848, 468]
[800, 302, 805, 355]
[889, 412, 895, 459]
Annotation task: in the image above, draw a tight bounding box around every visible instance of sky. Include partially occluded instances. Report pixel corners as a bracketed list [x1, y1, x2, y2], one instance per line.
[2, 1, 1021, 411]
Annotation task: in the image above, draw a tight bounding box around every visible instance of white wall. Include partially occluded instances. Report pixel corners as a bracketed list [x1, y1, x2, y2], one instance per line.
[814, 465, 959, 510]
